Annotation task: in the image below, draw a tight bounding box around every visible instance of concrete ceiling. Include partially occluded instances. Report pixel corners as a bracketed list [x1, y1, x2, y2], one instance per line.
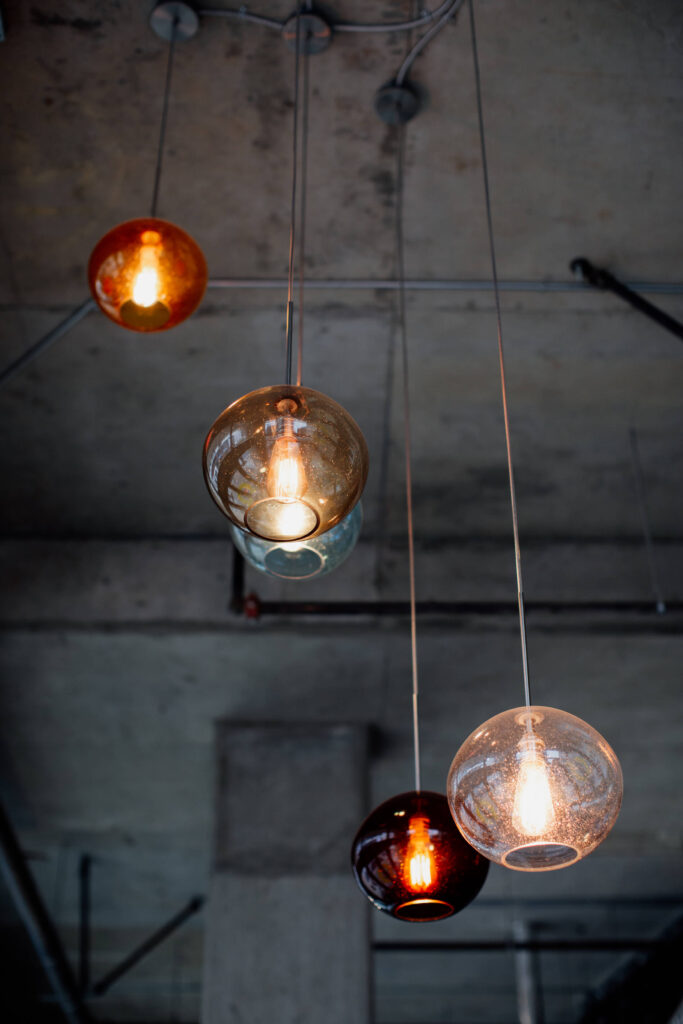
[0, 2, 682, 1023]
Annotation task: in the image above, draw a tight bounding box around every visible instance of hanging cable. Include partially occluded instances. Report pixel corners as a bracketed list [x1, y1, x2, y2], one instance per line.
[200, 2, 457, 34]
[396, 0, 464, 84]
[468, 0, 532, 708]
[629, 428, 667, 614]
[296, 37, 310, 386]
[395, 123, 422, 793]
[284, 6, 302, 386]
[150, 15, 179, 218]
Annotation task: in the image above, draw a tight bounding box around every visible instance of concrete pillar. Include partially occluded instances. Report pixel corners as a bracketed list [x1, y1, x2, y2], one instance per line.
[201, 721, 371, 1024]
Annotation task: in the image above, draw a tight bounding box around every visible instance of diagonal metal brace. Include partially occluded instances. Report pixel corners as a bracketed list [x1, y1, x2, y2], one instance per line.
[571, 258, 683, 343]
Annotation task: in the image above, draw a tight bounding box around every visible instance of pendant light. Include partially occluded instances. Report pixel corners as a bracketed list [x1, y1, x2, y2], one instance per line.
[203, 8, 368, 542]
[226, 41, 363, 575]
[351, 119, 488, 922]
[88, 6, 207, 332]
[446, 0, 623, 871]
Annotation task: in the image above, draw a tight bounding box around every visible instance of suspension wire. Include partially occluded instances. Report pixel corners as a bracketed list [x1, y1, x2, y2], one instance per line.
[200, 2, 456, 34]
[468, 0, 531, 708]
[296, 40, 310, 387]
[284, 7, 302, 386]
[629, 428, 667, 614]
[395, 124, 422, 794]
[150, 16, 179, 218]
[396, 0, 464, 85]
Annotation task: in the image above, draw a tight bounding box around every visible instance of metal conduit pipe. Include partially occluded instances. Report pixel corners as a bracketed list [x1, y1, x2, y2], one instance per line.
[206, 277, 683, 294]
[0, 802, 92, 1024]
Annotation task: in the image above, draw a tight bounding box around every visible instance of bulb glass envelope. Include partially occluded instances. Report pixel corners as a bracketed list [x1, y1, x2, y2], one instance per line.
[230, 501, 363, 580]
[88, 217, 207, 331]
[351, 790, 489, 922]
[204, 385, 368, 543]
[447, 706, 623, 872]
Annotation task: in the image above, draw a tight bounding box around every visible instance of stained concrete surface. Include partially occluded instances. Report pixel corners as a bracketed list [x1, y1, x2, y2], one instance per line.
[0, 1, 682, 1022]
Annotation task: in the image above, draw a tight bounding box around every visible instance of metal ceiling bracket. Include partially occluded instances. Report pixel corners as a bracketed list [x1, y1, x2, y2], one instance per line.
[149, 2, 200, 42]
[375, 81, 420, 124]
[571, 257, 683, 343]
[282, 10, 333, 54]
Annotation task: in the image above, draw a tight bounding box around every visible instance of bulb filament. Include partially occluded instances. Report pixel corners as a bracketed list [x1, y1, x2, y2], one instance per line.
[513, 733, 556, 837]
[404, 815, 434, 891]
[132, 245, 161, 308]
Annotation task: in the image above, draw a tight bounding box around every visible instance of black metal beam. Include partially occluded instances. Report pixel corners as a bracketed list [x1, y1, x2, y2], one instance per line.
[571, 258, 683, 342]
[91, 895, 204, 997]
[0, 802, 92, 1024]
[374, 939, 676, 953]
[250, 598, 683, 618]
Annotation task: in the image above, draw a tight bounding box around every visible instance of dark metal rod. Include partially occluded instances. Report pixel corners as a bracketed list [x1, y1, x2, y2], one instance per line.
[206, 276, 683, 294]
[374, 939, 676, 953]
[0, 298, 95, 389]
[230, 549, 245, 612]
[251, 599, 683, 617]
[78, 855, 91, 996]
[91, 895, 204, 997]
[571, 258, 683, 342]
[150, 15, 178, 218]
[0, 802, 92, 1024]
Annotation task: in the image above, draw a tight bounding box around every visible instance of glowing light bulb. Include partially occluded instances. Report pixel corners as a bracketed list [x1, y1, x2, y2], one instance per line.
[267, 434, 307, 501]
[512, 734, 556, 837]
[404, 816, 435, 891]
[132, 245, 161, 308]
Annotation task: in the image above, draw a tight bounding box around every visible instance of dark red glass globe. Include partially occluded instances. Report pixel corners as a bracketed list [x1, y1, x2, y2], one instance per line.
[88, 217, 207, 332]
[351, 790, 489, 922]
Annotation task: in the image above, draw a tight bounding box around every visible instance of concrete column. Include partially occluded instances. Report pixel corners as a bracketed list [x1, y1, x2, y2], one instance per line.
[201, 721, 371, 1024]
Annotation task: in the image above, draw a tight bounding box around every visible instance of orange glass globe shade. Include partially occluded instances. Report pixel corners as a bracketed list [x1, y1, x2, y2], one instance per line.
[88, 217, 207, 332]
[351, 791, 489, 922]
[203, 385, 369, 542]
[447, 706, 623, 872]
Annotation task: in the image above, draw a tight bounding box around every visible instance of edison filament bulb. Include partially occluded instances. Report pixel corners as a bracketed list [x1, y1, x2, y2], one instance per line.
[229, 502, 362, 581]
[88, 218, 207, 332]
[447, 706, 623, 872]
[351, 791, 488, 922]
[203, 385, 368, 542]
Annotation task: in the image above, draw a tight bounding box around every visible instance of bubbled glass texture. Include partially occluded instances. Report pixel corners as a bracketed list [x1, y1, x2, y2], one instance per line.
[351, 791, 489, 922]
[447, 706, 623, 872]
[203, 385, 368, 542]
[88, 218, 207, 331]
[230, 501, 363, 580]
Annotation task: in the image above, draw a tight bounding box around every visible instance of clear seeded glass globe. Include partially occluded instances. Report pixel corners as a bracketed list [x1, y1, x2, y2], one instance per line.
[230, 501, 363, 580]
[447, 706, 623, 872]
[203, 385, 369, 542]
[351, 791, 489, 922]
[88, 217, 207, 331]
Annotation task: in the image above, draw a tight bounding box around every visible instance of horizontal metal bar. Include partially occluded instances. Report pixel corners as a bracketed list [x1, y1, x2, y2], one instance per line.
[253, 599, 683, 617]
[374, 939, 675, 953]
[206, 277, 683, 295]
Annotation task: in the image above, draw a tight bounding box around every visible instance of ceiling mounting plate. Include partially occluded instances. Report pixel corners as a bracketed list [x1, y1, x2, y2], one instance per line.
[282, 11, 333, 54]
[149, 2, 200, 42]
[375, 82, 420, 124]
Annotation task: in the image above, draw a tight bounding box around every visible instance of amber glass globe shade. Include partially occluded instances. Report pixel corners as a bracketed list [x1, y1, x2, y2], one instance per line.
[203, 385, 368, 542]
[88, 218, 207, 331]
[351, 791, 489, 922]
[447, 706, 623, 872]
